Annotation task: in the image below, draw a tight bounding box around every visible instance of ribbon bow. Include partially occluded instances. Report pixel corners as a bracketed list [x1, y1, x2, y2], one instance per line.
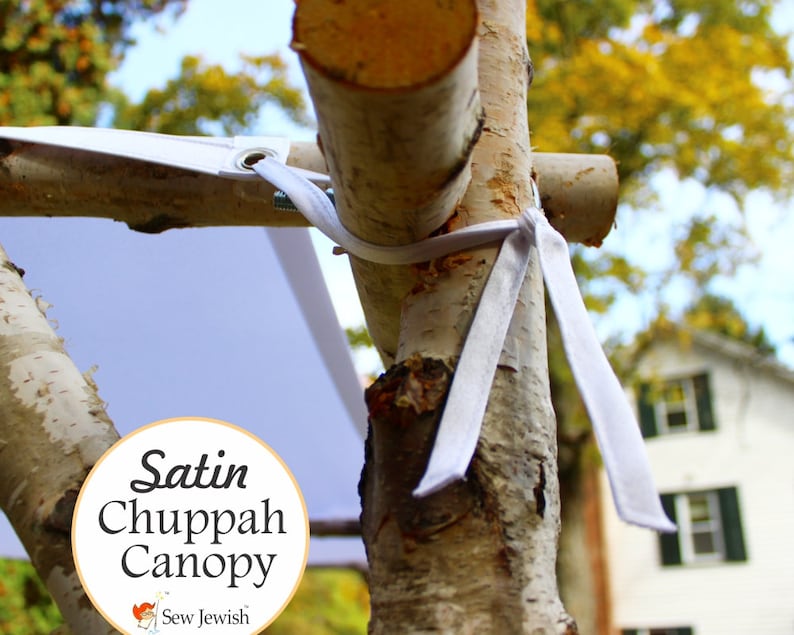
[255, 157, 675, 533]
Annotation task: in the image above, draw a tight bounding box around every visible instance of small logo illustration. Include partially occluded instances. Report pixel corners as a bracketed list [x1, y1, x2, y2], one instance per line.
[132, 591, 165, 633]
[132, 600, 157, 632]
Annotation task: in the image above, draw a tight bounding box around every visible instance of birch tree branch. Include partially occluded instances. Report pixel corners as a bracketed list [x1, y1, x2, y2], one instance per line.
[0, 139, 326, 233]
[0, 246, 118, 633]
[293, 0, 482, 246]
[309, 518, 361, 537]
[0, 136, 614, 242]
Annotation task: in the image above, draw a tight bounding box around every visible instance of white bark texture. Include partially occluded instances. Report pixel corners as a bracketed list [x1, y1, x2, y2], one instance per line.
[0, 245, 118, 633]
[295, 0, 577, 632]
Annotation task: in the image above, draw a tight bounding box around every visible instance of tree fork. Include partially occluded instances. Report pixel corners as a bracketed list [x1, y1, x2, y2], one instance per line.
[294, 0, 576, 631]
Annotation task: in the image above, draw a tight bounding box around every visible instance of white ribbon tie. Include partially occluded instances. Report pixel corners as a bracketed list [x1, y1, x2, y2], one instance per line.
[255, 157, 675, 533]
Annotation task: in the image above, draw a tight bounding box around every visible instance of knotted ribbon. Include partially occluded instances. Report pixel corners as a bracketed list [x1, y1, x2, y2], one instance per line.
[255, 157, 675, 533]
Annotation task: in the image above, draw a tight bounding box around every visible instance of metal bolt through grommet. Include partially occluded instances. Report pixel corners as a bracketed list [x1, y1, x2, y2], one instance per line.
[274, 189, 335, 212]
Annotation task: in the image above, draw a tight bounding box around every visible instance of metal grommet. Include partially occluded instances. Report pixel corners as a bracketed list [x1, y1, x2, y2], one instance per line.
[235, 148, 275, 171]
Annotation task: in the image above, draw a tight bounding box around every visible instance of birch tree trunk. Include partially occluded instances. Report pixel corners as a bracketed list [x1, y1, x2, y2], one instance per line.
[0, 246, 118, 633]
[294, 0, 576, 631]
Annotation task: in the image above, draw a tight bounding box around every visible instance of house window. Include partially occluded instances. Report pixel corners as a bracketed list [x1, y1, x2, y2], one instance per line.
[677, 491, 724, 561]
[637, 373, 715, 438]
[659, 487, 747, 566]
[656, 378, 698, 433]
[621, 628, 693, 635]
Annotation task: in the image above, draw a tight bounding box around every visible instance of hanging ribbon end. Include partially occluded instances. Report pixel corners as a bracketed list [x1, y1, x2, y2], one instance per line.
[653, 515, 678, 534]
[618, 506, 677, 534]
[413, 469, 466, 498]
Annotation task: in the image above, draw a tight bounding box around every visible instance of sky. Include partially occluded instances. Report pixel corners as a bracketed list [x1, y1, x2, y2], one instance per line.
[1, 0, 793, 563]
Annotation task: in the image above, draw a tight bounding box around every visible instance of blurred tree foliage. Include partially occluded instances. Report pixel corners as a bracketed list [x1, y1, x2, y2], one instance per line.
[0, 558, 369, 634]
[683, 293, 775, 353]
[345, 326, 374, 351]
[0, 558, 61, 635]
[527, 0, 792, 362]
[0, 0, 187, 125]
[267, 568, 370, 634]
[112, 53, 308, 135]
[528, 0, 793, 201]
[0, 0, 306, 131]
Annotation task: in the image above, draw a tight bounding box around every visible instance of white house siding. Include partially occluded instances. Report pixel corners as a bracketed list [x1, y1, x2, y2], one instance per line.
[603, 336, 794, 634]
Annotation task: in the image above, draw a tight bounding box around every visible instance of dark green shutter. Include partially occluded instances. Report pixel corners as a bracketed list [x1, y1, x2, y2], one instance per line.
[637, 382, 658, 438]
[693, 373, 715, 431]
[658, 494, 681, 565]
[621, 627, 692, 635]
[718, 487, 747, 562]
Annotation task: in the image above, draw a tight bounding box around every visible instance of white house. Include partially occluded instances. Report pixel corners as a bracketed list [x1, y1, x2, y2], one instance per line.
[603, 328, 794, 635]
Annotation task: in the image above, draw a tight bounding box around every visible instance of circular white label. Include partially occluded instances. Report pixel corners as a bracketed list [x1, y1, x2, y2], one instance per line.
[72, 417, 309, 634]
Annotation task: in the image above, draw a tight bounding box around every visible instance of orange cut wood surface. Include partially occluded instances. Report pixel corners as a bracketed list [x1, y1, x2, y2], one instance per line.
[293, 0, 478, 89]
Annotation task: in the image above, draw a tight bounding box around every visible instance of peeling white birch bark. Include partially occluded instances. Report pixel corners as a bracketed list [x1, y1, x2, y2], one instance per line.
[0, 246, 118, 633]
